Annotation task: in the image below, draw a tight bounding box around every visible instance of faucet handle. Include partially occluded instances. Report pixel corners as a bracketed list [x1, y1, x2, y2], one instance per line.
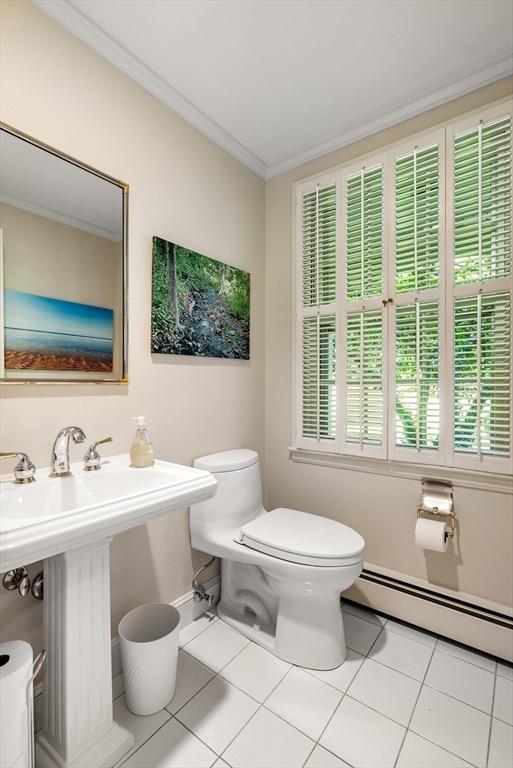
[0, 452, 36, 484]
[83, 437, 113, 471]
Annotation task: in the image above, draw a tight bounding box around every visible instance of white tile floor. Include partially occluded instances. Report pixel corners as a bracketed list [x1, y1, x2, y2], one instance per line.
[113, 604, 513, 768]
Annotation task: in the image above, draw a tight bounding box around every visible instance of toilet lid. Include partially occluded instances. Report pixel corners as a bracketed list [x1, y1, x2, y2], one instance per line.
[237, 508, 365, 567]
[194, 449, 258, 473]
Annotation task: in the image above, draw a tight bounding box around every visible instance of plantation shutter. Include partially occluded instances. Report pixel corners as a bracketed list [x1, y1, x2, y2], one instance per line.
[346, 310, 383, 446]
[451, 111, 512, 470]
[343, 161, 386, 456]
[453, 293, 511, 457]
[302, 316, 337, 440]
[395, 144, 439, 292]
[296, 178, 338, 447]
[293, 103, 512, 474]
[391, 134, 444, 463]
[346, 167, 384, 299]
[454, 116, 511, 284]
[395, 301, 440, 450]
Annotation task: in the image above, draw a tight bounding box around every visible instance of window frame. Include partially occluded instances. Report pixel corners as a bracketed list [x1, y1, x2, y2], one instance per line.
[292, 98, 513, 476]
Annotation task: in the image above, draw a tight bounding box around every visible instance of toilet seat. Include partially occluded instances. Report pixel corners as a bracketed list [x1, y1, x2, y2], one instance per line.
[237, 507, 364, 567]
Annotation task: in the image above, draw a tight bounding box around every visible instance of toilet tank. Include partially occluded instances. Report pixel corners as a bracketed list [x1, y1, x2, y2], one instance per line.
[190, 449, 264, 548]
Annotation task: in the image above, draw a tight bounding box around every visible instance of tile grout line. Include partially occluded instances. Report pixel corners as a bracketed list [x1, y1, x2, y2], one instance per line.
[179, 613, 219, 648]
[485, 671, 498, 768]
[301, 622, 388, 767]
[117, 710, 173, 767]
[217, 662, 299, 761]
[172, 631, 253, 718]
[405, 727, 480, 768]
[170, 716, 227, 763]
[491, 713, 513, 727]
[420, 678, 497, 719]
[393, 636, 437, 767]
[435, 636, 498, 674]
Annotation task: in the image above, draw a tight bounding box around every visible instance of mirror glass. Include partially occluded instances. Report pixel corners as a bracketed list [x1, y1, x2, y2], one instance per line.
[0, 126, 127, 382]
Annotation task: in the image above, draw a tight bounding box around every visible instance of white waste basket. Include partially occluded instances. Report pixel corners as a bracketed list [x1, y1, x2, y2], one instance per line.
[119, 603, 180, 716]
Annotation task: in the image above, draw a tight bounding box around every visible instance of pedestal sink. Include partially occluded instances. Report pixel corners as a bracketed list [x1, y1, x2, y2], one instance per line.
[0, 454, 217, 768]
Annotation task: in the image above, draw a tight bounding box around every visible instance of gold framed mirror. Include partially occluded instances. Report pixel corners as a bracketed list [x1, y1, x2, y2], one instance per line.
[0, 124, 128, 383]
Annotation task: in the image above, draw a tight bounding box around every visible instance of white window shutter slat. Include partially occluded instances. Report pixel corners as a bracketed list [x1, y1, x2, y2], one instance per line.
[345, 309, 384, 448]
[302, 315, 337, 440]
[454, 292, 511, 458]
[454, 116, 511, 285]
[297, 179, 338, 447]
[395, 300, 440, 451]
[346, 166, 384, 300]
[302, 185, 337, 307]
[395, 144, 439, 293]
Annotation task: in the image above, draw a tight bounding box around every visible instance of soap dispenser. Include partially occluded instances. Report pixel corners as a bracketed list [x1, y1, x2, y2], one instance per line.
[130, 416, 155, 468]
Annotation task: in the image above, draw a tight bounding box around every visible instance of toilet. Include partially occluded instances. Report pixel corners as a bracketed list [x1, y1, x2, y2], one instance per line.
[190, 449, 364, 670]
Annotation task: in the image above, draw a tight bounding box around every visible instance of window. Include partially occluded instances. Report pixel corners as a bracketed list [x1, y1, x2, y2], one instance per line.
[294, 101, 512, 474]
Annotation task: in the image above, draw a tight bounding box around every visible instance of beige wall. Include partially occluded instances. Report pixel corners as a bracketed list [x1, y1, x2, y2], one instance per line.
[0, 1, 265, 652]
[1, 202, 123, 378]
[265, 77, 513, 613]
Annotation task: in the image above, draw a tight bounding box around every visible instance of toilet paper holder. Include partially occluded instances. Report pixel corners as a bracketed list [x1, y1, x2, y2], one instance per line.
[417, 480, 455, 539]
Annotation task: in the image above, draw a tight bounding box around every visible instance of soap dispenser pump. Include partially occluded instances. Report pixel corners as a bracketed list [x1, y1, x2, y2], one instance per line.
[130, 416, 155, 468]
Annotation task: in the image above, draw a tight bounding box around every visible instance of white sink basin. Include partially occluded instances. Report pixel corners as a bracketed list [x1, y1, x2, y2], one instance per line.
[0, 453, 217, 572]
[0, 452, 217, 768]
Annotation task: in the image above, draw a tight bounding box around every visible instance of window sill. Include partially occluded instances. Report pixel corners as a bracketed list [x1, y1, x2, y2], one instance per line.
[288, 447, 513, 494]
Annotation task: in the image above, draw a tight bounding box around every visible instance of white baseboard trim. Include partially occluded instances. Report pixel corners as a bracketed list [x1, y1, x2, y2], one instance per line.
[34, 575, 221, 733]
[346, 568, 512, 661]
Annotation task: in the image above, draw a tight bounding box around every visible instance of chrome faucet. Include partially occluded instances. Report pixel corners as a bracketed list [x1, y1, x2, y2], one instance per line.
[50, 427, 86, 477]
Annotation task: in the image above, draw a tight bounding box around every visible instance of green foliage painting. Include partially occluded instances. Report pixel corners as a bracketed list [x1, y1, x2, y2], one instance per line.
[151, 237, 250, 359]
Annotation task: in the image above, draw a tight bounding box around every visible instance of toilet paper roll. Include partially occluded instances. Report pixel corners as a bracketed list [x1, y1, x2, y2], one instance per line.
[415, 517, 449, 553]
[0, 641, 33, 768]
[0, 640, 33, 713]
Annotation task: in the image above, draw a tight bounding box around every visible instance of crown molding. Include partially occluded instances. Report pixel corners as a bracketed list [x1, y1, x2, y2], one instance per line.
[265, 54, 513, 178]
[1, 193, 122, 240]
[32, 0, 268, 178]
[33, 1, 512, 182]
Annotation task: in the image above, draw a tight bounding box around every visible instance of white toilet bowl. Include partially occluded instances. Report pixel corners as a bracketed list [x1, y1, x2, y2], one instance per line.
[190, 449, 364, 670]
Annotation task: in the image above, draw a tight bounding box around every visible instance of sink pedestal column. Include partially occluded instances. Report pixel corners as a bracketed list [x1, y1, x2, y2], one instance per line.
[35, 539, 134, 768]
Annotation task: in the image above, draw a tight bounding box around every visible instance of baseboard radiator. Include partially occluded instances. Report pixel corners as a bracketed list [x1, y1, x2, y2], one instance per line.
[345, 567, 513, 662]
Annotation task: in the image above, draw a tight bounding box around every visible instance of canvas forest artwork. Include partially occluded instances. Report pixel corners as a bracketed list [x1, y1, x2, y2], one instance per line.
[3, 290, 114, 372]
[151, 236, 250, 359]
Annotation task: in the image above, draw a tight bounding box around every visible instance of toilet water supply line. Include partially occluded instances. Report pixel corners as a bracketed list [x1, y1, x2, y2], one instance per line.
[192, 556, 216, 608]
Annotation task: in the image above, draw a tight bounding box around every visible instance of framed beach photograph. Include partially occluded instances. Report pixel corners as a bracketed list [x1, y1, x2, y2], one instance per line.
[3, 290, 114, 375]
[151, 236, 250, 359]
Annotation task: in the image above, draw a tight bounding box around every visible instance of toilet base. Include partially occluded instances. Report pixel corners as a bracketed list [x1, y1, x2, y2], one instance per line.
[217, 603, 277, 653]
[217, 596, 347, 671]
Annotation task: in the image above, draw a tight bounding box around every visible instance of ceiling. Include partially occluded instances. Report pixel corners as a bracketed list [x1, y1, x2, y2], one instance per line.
[34, 0, 513, 179]
[1, 129, 123, 240]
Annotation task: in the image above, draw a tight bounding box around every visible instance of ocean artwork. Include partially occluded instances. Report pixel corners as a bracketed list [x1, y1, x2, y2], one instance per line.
[151, 236, 250, 359]
[3, 290, 114, 372]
